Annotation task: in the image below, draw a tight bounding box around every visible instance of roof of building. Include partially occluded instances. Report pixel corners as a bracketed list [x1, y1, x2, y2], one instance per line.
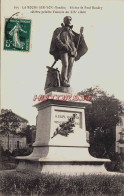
[1, 109, 28, 123]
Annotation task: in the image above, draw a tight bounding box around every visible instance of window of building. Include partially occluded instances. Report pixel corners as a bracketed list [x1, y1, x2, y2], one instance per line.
[9, 141, 11, 149]
[17, 141, 19, 148]
[15, 142, 17, 148]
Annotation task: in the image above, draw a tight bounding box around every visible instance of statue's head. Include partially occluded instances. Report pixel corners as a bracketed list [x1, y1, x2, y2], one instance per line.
[63, 16, 72, 26]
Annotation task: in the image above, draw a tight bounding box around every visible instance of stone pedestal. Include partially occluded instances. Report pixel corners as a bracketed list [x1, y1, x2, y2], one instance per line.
[16, 92, 110, 174]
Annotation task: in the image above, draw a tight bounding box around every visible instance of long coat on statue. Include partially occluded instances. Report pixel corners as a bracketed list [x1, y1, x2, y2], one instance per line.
[49, 24, 88, 61]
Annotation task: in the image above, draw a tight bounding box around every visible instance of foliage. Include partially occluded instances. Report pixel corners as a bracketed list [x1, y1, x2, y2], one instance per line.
[11, 147, 33, 157]
[0, 109, 36, 144]
[0, 110, 21, 136]
[0, 161, 16, 170]
[0, 110, 21, 153]
[79, 86, 123, 157]
[89, 127, 116, 158]
[18, 125, 36, 144]
[0, 147, 33, 170]
[105, 152, 124, 173]
[51, 114, 76, 138]
[0, 171, 124, 196]
[79, 86, 123, 132]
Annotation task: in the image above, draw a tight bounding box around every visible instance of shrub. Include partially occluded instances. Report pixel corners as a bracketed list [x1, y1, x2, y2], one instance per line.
[12, 147, 33, 157]
[0, 171, 124, 196]
[105, 152, 124, 173]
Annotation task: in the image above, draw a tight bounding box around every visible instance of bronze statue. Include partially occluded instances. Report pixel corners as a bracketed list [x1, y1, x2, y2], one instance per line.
[45, 16, 88, 89]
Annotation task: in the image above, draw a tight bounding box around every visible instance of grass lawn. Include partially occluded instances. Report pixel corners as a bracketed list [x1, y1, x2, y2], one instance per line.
[0, 170, 124, 196]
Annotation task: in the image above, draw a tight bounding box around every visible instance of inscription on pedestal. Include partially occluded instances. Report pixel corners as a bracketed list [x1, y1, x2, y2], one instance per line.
[54, 110, 82, 128]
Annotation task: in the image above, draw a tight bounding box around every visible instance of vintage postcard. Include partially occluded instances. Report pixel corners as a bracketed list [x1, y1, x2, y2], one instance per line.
[0, 0, 124, 195]
[1, 0, 124, 121]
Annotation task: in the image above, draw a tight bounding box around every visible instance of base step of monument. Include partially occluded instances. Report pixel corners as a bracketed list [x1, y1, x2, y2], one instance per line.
[16, 160, 108, 175]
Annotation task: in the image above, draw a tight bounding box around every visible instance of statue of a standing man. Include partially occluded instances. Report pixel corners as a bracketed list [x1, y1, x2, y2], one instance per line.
[49, 16, 88, 87]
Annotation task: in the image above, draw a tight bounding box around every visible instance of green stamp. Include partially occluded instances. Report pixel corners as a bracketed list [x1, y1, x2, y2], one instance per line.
[4, 18, 31, 51]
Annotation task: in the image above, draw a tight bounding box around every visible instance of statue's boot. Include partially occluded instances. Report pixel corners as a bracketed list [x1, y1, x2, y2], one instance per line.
[61, 80, 70, 87]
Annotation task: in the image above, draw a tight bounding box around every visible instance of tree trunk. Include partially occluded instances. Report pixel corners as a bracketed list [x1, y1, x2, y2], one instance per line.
[8, 133, 9, 157]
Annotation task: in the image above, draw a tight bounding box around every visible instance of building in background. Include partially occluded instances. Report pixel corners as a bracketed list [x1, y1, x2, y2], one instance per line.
[0, 109, 28, 152]
[0, 134, 26, 152]
[116, 106, 124, 154]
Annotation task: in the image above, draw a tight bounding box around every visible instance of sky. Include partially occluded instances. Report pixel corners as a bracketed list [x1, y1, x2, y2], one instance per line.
[1, 0, 124, 125]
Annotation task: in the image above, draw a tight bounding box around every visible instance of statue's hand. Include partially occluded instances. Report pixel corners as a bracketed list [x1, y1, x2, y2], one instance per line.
[69, 49, 77, 58]
[62, 44, 70, 52]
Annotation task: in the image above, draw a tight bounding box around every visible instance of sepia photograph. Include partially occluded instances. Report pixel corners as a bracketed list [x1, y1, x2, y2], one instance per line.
[0, 0, 124, 195]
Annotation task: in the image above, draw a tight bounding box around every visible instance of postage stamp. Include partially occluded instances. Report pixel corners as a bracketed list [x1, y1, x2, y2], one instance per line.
[4, 18, 31, 51]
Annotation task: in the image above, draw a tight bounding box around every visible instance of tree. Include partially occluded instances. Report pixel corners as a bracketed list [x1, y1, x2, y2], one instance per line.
[19, 125, 36, 145]
[79, 86, 123, 157]
[0, 109, 21, 152]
